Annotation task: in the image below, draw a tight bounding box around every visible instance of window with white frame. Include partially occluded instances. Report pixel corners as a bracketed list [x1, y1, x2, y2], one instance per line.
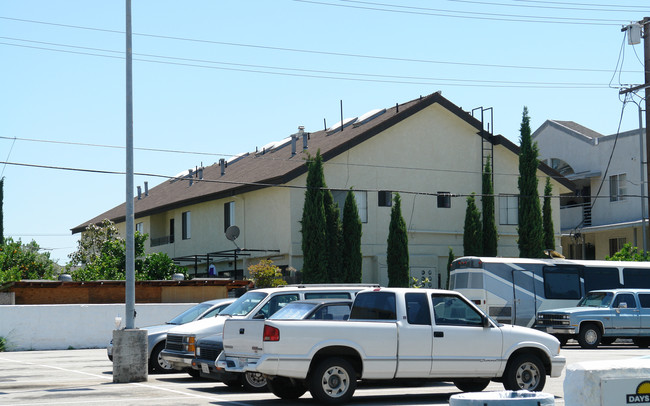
[609, 174, 626, 202]
[499, 195, 518, 225]
[333, 190, 367, 223]
[182, 211, 191, 240]
[609, 237, 626, 257]
[135, 222, 143, 234]
[224, 201, 235, 232]
[378, 191, 392, 207]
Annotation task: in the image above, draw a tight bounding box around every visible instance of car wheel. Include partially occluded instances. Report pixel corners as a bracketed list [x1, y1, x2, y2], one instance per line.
[149, 342, 174, 374]
[555, 335, 569, 347]
[577, 323, 601, 349]
[633, 338, 650, 348]
[601, 337, 616, 346]
[241, 372, 268, 392]
[454, 379, 490, 392]
[503, 353, 546, 391]
[187, 368, 201, 379]
[267, 376, 307, 399]
[308, 357, 357, 405]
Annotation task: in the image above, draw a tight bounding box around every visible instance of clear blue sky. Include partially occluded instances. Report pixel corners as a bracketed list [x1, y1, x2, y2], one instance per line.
[1, 0, 647, 264]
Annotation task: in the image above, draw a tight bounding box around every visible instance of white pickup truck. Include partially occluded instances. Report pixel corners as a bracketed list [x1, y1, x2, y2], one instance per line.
[218, 287, 566, 404]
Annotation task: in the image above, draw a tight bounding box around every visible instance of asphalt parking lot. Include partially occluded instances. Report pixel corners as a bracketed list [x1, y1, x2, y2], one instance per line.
[1, 343, 648, 406]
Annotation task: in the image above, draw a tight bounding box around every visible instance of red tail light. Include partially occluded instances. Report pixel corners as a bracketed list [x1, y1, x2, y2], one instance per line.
[263, 325, 280, 342]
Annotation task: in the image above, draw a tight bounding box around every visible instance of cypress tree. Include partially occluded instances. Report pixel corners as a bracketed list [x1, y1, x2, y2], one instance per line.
[324, 188, 343, 282]
[543, 177, 555, 250]
[0, 177, 4, 245]
[482, 155, 498, 256]
[387, 193, 409, 287]
[463, 193, 483, 256]
[446, 247, 454, 289]
[517, 107, 545, 258]
[300, 151, 328, 283]
[341, 189, 362, 283]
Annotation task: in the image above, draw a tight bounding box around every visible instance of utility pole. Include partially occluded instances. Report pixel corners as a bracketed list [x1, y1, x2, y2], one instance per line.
[621, 17, 650, 252]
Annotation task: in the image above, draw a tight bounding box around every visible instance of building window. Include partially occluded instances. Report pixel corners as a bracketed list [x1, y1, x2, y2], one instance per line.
[609, 174, 626, 202]
[499, 195, 518, 225]
[182, 211, 191, 240]
[437, 192, 451, 208]
[378, 191, 392, 207]
[609, 237, 626, 256]
[224, 201, 235, 232]
[333, 190, 367, 223]
[135, 222, 143, 234]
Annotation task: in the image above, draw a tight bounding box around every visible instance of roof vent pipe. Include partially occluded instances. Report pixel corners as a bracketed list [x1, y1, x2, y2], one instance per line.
[137, 186, 142, 200]
[188, 169, 193, 186]
[144, 181, 149, 196]
[302, 128, 308, 150]
[198, 167, 203, 180]
[220, 158, 226, 176]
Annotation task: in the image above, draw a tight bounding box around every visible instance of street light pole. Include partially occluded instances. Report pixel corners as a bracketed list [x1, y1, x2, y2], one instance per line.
[125, 0, 135, 330]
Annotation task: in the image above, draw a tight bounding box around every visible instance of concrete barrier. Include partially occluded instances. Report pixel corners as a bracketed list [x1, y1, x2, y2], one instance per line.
[0, 303, 196, 351]
[449, 391, 555, 405]
[564, 358, 650, 406]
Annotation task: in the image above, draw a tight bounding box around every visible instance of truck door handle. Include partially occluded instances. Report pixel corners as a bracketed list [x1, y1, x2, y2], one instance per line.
[434, 331, 444, 338]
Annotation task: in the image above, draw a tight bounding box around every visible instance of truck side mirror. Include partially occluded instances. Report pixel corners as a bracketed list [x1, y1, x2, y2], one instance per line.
[482, 315, 491, 328]
[619, 302, 628, 309]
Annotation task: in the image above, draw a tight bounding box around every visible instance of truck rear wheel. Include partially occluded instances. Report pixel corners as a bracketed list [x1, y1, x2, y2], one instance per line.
[308, 357, 357, 404]
[503, 353, 546, 391]
[241, 372, 268, 392]
[454, 379, 490, 392]
[577, 323, 601, 349]
[267, 376, 307, 399]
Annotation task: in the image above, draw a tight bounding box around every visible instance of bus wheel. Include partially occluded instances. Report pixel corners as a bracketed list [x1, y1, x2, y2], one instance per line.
[577, 323, 601, 349]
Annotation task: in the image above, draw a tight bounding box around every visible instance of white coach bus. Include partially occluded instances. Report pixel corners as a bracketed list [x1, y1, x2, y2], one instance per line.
[449, 256, 650, 327]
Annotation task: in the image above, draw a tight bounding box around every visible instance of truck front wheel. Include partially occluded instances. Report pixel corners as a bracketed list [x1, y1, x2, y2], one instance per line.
[308, 357, 357, 404]
[503, 353, 546, 391]
[454, 379, 490, 392]
[577, 323, 601, 349]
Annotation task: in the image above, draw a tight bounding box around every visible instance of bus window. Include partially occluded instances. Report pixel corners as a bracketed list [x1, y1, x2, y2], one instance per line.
[454, 272, 469, 289]
[583, 267, 620, 292]
[623, 268, 650, 288]
[469, 273, 484, 289]
[543, 267, 581, 299]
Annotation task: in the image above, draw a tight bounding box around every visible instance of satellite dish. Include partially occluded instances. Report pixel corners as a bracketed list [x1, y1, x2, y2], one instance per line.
[225, 225, 240, 241]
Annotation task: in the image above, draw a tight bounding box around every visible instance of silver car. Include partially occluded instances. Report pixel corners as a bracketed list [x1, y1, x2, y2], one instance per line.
[107, 298, 235, 373]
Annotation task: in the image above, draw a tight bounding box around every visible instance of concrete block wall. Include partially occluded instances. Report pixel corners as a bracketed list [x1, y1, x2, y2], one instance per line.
[0, 303, 195, 351]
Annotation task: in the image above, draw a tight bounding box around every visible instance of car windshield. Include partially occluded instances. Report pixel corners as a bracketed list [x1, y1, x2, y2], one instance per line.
[167, 302, 213, 325]
[577, 292, 613, 307]
[219, 292, 268, 316]
[269, 303, 317, 320]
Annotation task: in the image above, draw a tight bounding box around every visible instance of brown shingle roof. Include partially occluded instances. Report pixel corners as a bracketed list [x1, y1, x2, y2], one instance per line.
[552, 120, 603, 140]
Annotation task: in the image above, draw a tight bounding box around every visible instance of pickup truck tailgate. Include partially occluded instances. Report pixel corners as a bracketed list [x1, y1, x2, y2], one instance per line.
[222, 318, 265, 357]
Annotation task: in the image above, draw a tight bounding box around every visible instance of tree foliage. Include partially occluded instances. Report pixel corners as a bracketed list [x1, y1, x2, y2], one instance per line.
[324, 188, 343, 282]
[341, 189, 363, 283]
[300, 151, 329, 283]
[463, 194, 483, 256]
[248, 259, 286, 288]
[67, 220, 184, 281]
[0, 238, 59, 283]
[482, 156, 498, 256]
[606, 243, 650, 261]
[0, 177, 4, 246]
[542, 177, 555, 250]
[446, 247, 454, 289]
[387, 193, 409, 287]
[517, 107, 544, 258]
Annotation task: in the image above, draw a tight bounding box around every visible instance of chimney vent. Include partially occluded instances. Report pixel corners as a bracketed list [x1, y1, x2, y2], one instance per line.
[188, 169, 193, 186]
[144, 181, 149, 196]
[137, 186, 142, 200]
[220, 158, 226, 176]
[302, 130, 308, 150]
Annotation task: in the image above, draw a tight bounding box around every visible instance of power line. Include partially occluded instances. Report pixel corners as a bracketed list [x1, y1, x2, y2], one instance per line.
[293, 0, 626, 25]
[0, 16, 640, 74]
[0, 38, 612, 88]
[445, 0, 648, 13]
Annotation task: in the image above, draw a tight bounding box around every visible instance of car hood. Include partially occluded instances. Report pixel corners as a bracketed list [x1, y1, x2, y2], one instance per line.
[539, 307, 607, 315]
[166, 315, 229, 337]
[142, 324, 174, 335]
[499, 324, 560, 353]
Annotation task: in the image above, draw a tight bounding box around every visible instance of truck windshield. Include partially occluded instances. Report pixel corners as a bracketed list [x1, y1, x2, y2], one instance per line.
[219, 292, 268, 316]
[577, 292, 613, 307]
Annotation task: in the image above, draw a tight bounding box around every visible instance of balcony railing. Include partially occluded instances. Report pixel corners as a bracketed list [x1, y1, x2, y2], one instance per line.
[150, 235, 172, 247]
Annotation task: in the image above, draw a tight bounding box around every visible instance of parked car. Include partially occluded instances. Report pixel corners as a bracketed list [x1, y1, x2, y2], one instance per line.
[193, 299, 352, 391]
[218, 288, 565, 404]
[161, 284, 376, 378]
[535, 288, 650, 349]
[107, 297, 235, 373]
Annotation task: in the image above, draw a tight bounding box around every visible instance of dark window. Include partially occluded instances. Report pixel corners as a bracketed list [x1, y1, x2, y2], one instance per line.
[378, 191, 392, 207]
[609, 238, 626, 257]
[454, 272, 469, 289]
[639, 294, 650, 308]
[169, 218, 175, 244]
[405, 293, 431, 325]
[543, 266, 581, 299]
[304, 292, 351, 299]
[224, 202, 235, 232]
[623, 268, 650, 288]
[255, 294, 299, 319]
[182, 211, 191, 240]
[349, 292, 396, 320]
[583, 267, 620, 292]
[613, 293, 636, 308]
[431, 294, 483, 326]
[437, 192, 451, 208]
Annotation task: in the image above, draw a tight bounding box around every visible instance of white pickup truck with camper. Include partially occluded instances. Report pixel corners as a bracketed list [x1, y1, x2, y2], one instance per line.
[218, 287, 566, 404]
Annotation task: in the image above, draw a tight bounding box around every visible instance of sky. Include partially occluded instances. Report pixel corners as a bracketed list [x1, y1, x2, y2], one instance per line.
[1, 0, 648, 265]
